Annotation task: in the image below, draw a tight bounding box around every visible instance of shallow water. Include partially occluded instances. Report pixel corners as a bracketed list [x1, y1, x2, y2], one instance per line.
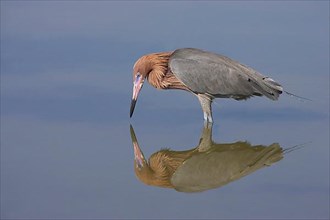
[1, 1, 329, 219]
[2, 90, 329, 219]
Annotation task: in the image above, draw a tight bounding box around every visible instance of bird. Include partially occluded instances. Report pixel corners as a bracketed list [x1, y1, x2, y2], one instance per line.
[130, 48, 283, 123]
[130, 124, 285, 193]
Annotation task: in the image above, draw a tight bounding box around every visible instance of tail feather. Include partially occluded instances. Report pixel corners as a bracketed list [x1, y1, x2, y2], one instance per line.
[248, 76, 283, 100]
[259, 77, 311, 102]
[262, 77, 283, 100]
[263, 77, 283, 92]
[284, 91, 312, 102]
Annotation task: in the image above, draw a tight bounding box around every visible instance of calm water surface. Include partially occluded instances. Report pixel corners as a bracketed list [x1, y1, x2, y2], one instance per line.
[1, 1, 329, 219]
[2, 91, 329, 219]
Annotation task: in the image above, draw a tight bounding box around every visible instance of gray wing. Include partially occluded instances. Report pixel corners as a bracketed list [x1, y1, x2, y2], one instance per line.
[169, 48, 282, 100]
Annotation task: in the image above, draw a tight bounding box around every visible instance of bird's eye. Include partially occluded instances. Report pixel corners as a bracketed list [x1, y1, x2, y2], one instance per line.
[135, 74, 141, 83]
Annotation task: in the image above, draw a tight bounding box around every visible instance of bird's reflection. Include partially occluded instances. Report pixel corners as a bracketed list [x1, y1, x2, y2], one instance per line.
[130, 124, 285, 193]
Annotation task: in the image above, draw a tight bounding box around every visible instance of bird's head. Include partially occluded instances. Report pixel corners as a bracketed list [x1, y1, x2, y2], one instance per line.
[130, 57, 150, 118]
[130, 52, 172, 118]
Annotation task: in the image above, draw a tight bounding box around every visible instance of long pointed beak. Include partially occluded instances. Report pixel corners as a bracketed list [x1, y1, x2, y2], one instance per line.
[130, 125, 145, 169]
[130, 100, 137, 118]
[130, 77, 144, 118]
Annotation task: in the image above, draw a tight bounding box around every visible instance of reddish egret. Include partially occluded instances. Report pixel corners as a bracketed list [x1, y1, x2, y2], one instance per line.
[130, 48, 283, 122]
[130, 124, 284, 192]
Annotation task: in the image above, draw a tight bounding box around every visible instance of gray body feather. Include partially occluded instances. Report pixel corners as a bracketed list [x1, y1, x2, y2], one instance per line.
[169, 48, 283, 100]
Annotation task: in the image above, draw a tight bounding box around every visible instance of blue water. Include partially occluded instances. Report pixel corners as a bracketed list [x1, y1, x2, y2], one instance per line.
[1, 1, 329, 219]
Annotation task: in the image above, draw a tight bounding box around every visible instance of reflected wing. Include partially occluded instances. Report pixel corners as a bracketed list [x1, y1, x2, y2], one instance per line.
[169, 48, 282, 100]
[171, 143, 283, 193]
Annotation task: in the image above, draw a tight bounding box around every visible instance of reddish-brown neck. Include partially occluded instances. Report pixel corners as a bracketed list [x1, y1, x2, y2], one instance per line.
[134, 52, 188, 90]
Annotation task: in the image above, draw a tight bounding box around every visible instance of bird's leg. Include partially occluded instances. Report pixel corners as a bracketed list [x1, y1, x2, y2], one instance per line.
[197, 94, 213, 123]
[197, 122, 213, 152]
